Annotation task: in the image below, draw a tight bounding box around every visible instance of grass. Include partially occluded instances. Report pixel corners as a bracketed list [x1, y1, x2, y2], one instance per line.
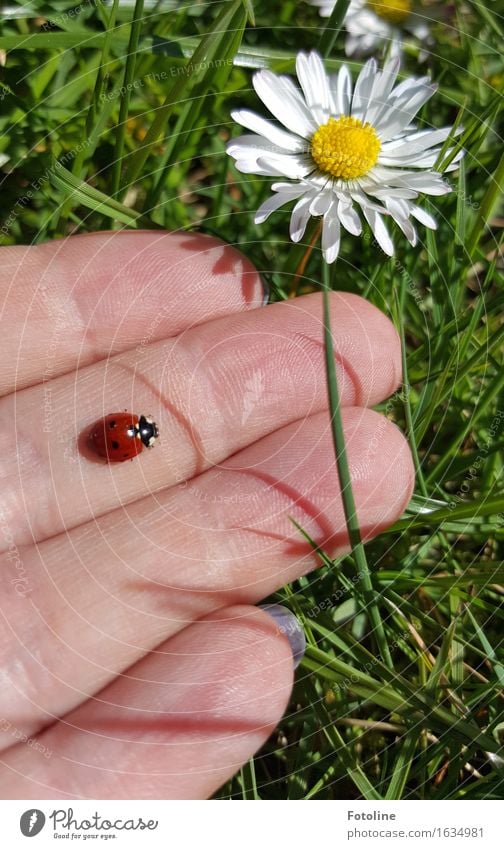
[1, 0, 503, 800]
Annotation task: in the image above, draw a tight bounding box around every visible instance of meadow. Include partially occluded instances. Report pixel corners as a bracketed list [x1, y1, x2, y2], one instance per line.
[0, 0, 502, 799]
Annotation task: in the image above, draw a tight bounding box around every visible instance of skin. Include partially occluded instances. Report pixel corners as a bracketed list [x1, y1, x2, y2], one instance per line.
[0, 231, 414, 799]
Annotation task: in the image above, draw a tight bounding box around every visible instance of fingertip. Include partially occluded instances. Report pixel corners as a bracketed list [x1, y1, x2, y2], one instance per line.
[67, 229, 266, 312]
[328, 291, 402, 399]
[0, 230, 268, 392]
[203, 604, 295, 699]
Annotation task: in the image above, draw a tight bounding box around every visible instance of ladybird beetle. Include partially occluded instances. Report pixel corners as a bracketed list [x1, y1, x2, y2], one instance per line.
[89, 413, 159, 462]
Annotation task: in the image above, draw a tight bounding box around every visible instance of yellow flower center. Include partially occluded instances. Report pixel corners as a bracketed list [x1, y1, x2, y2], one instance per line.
[310, 116, 381, 180]
[367, 0, 411, 24]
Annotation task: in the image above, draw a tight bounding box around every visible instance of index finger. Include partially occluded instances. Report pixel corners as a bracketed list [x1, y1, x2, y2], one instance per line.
[0, 230, 265, 396]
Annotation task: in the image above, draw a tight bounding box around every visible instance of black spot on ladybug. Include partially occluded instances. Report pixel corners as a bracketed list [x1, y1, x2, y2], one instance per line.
[111, 440, 120, 450]
[109, 420, 117, 428]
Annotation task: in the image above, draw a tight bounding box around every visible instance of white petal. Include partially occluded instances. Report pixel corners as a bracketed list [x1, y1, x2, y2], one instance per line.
[351, 58, 377, 119]
[381, 127, 457, 157]
[347, 8, 391, 38]
[290, 195, 314, 242]
[256, 153, 313, 179]
[391, 172, 452, 195]
[230, 110, 306, 152]
[296, 52, 331, 123]
[322, 203, 341, 264]
[255, 187, 306, 224]
[386, 200, 417, 244]
[232, 159, 274, 176]
[227, 134, 295, 161]
[366, 56, 401, 124]
[329, 64, 352, 116]
[443, 149, 465, 171]
[271, 181, 310, 193]
[309, 190, 333, 216]
[409, 204, 437, 229]
[376, 83, 437, 139]
[391, 75, 431, 99]
[345, 31, 385, 57]
[386, 197, 410, 220]
[350, 188, 388, 214]
[253, 69, 318, 137]
[368, 184, 419, 200]
[337, 200, 362, 235]
[398, 217, 417, 245]
[363, 207, 394, 256]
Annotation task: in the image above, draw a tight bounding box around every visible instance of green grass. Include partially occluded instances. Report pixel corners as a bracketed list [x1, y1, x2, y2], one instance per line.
[1, 0, 503, 800]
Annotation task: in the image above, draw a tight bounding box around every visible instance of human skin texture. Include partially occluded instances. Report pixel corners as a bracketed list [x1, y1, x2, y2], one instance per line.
[0, 231, 414, 799]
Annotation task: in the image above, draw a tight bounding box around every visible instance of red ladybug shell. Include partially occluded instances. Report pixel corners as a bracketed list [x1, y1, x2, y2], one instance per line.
[89, 413, 143, 462]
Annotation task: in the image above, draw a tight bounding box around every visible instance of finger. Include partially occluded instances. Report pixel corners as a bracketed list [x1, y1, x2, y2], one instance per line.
[0, 230, 265, 395]
[0, 408, 413, 747]
[0, 605, 294, 799]
[2, 291, 401, 549]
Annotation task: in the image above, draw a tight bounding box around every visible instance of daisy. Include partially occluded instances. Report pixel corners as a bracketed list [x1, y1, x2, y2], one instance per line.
[309, 0, 431, 57]
[227, 52, 461, 263]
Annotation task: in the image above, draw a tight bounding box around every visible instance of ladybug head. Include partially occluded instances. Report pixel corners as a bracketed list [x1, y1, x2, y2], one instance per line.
[137, 415, 159, 448]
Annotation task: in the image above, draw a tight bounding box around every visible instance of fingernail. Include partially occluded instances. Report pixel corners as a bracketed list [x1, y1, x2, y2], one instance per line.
[259, 604, 306, 669]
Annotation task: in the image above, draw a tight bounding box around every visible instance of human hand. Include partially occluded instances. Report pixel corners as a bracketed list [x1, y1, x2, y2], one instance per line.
[0, 231, 414, 798]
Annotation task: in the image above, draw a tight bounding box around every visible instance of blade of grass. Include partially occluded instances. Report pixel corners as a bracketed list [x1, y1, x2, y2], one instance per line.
[466, 150, 504, 259]
[426, 366, 504, 485]
[111, 0, 145, 196]
[55, 1, 121, 228]
[385, 732, 418, 800]
[49, 161, 141, 226]
[465, 607, 504, 688]
[383, 493, 504, 533]
[308, 719, 383, 800]
[143, 9, 246, 214]
[240, 758, 260, 799]
[394, 276, 428, 496]
[318, 0, 352, 58]
[125, 0, 246, 189]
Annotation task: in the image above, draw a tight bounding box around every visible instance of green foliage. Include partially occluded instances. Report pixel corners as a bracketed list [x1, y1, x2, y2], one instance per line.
[1, 0, 503, 800]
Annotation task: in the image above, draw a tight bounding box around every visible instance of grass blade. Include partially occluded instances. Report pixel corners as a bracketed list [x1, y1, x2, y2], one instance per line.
[111, 0, 145, 196]
[125, 0, 247, 189]
[318, 0, 352, 57]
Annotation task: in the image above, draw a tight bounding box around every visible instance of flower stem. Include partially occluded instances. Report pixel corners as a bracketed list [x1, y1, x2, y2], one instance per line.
[322, 263, 392, 668]
[289, 220, 322, 297]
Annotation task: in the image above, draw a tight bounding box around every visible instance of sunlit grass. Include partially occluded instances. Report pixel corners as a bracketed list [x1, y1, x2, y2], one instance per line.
[0, 0, 502, 800]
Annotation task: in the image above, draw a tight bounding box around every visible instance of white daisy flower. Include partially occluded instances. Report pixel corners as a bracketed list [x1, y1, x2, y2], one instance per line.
[227, 52, 461, 264]
[309, 0, 431, 58]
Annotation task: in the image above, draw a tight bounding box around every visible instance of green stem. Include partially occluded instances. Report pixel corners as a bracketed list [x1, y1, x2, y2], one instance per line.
[322, 264, 392, 668]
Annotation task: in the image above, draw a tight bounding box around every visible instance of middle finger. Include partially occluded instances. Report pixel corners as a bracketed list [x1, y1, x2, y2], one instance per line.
[2, 291, 400, 549]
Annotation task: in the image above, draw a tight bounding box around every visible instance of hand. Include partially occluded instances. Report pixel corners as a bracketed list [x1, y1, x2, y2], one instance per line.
[0, 231, 413, 799]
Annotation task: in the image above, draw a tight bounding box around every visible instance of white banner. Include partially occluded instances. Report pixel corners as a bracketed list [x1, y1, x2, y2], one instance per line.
[1, 799, 501, 848]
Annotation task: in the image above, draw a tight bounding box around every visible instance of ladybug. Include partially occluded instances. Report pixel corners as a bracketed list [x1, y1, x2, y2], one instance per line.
[89, 413, 159, 462]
